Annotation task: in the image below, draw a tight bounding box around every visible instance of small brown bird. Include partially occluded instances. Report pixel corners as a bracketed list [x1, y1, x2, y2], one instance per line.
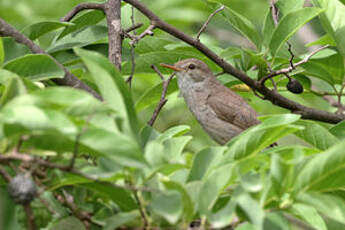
[161, 58, 260, 145]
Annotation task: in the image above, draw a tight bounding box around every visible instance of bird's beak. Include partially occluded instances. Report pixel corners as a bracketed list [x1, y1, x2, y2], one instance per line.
[160, 63, 184, 72]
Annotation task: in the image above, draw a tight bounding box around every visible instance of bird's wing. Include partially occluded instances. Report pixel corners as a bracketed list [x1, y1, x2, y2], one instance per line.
[207, 85, 260, 130]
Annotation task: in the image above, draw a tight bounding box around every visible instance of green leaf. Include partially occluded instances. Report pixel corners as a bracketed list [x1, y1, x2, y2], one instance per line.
[312, 0, 345, 57]
[235, 189, 265, 227]
[198, 163, 233, 215]
[58, 10, 105, 40]
[223, 114, 302, 161]
[187, 146, 225, 182]
[217, 5, 262, 49]
[80, 127, 145, 168]
[269, 7, 324, 58]
[291, 203, 327, 230]
[1, 105, 77, 136]
[22, 21, 73, 40]
[48, 25, 108, 53]
[295, 141, 345, 193]
[276, 0, 305, 16]
[31, 87, 109, 116]
[75, 48, 140, 143]
[263, 212, 290, 230]
[294, 120, 339, 150]
[3, 54, 64, 81]
[135, 78, 178, 112]
[329, 120, 345, 139]
[301, 50, 345, 85]
[162, 179, 194, 222]
[51, 174, 137, 211]
[236, 223, 259, 230]
[262, 8, 276, 48]
[163, 136, 192, 163]
[49, 216, 85, 230]
[151, 191, 182, 224]
[103, 211, 139, 230]
[297, 192, 345, 224]
[0, 37, 4, 65]
[0, 77, 26, 106]
[157, 125, 191, 142]
[306, 34, 336, 47]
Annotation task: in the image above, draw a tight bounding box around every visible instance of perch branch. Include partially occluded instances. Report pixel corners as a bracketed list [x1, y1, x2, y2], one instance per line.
[123, 0, 345, 124]
[0, 17, 102, 100]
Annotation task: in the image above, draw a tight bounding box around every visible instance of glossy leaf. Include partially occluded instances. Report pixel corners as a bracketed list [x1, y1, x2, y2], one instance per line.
[103, 211, 139, 230]
[75, 48, 140, 142]
[312, 0, 345, 58]
[329, 120, 345, 139]
[297, 192, 345, 224]
[218, 5, 262, 49]
[22, 21, 73, 40]
[294, 120, 339, 150]
[3, 54, 64, 81]
[48, 25, 108, 53]
[295, 141, 345, 193]
[198, 163, 233, 215]
[162, 179, 194, 222]
[187, 146, 225, 182]
[50, 216, 85, 230]
[291, 203, 327, 230]
[0, 76, 26, 106]
[269, 7, 324, 58]
[58, 10, 105, 39]
[223, 114, 302, 161]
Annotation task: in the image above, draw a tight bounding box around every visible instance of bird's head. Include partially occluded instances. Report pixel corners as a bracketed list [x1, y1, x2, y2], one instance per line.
[160, 58, 213, 82]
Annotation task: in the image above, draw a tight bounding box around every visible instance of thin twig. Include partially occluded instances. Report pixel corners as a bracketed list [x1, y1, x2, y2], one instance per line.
[124, 23, 143, 34]
[131, 6, 137, 36]
[60, 3, 105, 22]
[148, 65, 175, 126]
[196, 5, 225, 41]
[287, 42, 295, 69]
[0, 165, 11, 182]
[24, 204, 36, 230]
[126, 44, 136, 87]
[133, 191, 150, 229]
[69, 115, 91, 170]
[259, 45, 329, 85]
[130, 24, 156, 45]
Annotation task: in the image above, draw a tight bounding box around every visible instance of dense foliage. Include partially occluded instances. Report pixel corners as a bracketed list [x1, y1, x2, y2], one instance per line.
[1, 0, 345, 229]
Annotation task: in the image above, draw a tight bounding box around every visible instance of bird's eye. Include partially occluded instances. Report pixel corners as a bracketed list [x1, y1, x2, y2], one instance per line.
[188, 64, 196, 70]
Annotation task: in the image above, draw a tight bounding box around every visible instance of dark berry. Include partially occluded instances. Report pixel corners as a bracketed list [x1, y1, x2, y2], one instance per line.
[287, 78, 303, 94]
[8, 174, 37, 204]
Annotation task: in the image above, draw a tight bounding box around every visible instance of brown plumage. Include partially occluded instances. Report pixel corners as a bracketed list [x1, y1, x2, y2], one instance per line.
[161, 58, 260, 145]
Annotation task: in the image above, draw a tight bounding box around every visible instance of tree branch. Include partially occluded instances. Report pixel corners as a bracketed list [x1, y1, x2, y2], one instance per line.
[60, 2, 105, 22]
[0, 17, 102, 101]
[104, 0, 122, 70]
[124, 0, 344, 123]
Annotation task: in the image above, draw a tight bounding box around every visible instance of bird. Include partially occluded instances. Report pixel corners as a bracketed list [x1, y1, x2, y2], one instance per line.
[160, 58, 260, 145]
